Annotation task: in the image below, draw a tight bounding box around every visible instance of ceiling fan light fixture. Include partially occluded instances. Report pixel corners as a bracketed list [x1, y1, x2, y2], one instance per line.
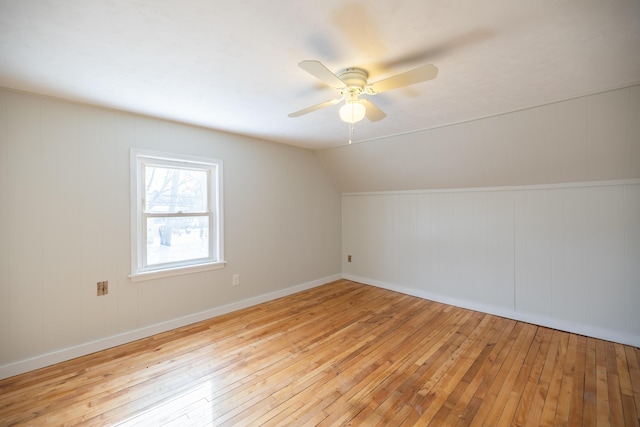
[339, 101, 366, 124]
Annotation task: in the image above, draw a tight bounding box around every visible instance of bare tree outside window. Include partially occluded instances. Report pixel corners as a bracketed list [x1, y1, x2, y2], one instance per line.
[143, 165, 211, 266]
[130, 149, 224, 279]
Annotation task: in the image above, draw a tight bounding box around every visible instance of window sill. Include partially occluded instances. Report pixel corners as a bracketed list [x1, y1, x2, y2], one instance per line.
[129, 261, 227, 282]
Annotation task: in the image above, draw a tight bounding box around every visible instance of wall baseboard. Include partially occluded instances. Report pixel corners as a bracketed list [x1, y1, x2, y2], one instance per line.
[0, 274, 342, 380]
[343, 274, 640, 348]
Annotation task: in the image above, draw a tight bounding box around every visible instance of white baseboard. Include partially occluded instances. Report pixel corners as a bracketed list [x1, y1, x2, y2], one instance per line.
[343, 274, 640, 348]
[0, 274, 342, 380]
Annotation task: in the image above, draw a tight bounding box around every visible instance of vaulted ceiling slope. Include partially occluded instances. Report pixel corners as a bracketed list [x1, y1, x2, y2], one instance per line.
[316, 84, 640, 193]
[0, 1, 639, 150]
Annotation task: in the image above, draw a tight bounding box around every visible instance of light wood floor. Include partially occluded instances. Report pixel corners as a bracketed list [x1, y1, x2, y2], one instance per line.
[1, 280, 639, 426]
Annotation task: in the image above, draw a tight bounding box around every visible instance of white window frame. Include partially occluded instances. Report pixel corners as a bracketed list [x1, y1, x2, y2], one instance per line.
[130, 149, 225, 281]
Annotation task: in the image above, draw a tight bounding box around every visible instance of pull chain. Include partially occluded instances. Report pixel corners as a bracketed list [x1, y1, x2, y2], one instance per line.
[348, 122, 354, 144]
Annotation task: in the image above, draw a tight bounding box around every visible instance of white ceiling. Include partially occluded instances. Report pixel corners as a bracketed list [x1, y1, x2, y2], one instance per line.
[1, 1, 639, 150]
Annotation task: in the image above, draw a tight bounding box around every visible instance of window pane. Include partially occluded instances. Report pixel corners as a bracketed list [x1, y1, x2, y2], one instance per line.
[146, 216, 210, 266]
[145, 166, 208, 213]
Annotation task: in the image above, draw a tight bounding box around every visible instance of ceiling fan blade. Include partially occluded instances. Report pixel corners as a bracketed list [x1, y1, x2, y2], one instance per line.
[298, 60, 346, 89]
[368, 64, 438, 94]
[360, 99, 386, 122]
[288, 98, 342, 117]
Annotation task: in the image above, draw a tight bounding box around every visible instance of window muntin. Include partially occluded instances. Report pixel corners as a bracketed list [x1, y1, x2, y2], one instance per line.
[131, 150, 224, 280]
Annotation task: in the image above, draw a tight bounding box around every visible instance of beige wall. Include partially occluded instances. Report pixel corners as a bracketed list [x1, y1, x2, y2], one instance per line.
[317, 85, 640, 192]
[0, 88, 342, 377]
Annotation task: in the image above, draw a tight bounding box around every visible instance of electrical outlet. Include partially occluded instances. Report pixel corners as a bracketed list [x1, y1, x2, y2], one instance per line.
[232, 274, 240, 286]
[348, 255, 352, 263]
[97, 281, 109, 296]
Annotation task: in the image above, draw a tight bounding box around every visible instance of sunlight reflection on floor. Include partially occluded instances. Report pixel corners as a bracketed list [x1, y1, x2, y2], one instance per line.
[115, 380, 216, 426]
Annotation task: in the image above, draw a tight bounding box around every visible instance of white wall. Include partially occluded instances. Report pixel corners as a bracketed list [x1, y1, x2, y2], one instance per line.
[0, 88, 342, 378]
[342, 182, 640, 347]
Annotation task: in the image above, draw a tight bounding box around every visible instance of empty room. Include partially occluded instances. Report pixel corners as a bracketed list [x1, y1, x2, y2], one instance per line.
[1, 1, 639, 426]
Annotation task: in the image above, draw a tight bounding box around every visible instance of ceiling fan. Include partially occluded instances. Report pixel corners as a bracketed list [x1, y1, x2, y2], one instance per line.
[288, 60, 438, 124]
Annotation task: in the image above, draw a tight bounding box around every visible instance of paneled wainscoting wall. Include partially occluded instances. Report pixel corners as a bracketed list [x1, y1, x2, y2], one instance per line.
[343, 181, 640, 348]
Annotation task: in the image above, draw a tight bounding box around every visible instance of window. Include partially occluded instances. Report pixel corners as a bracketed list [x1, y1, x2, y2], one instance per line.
[130, 149, 224, 281]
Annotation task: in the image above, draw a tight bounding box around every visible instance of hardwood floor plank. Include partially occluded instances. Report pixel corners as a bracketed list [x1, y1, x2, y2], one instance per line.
[606, 341, 626, 427]
[452, 318, 518, 427]
[553, 333, 579, 425]
[318, 304, 472, 426]
[213, 292, 425, 425]
[582, 337, 598, 427]
[0, 280, 638, 426]
[510, 327, 552, 427]
[303, 300, 451, 425]
[395, 311, 485, 425]
[355, 311, 488, 425]
[513, 328, 551, 426]
[445, 319, 515, 426]
[568, 335, 587, 426]
[539, 330, 569, 426]
[596, 338, 612, 427]
[483, 324, 539, 427]
[615, 344, 640, 427]
[499, 325, 546, 426]
[419, 316, 510, 426]
[466, 322, 538, 427]
[626, 345, 640, 426]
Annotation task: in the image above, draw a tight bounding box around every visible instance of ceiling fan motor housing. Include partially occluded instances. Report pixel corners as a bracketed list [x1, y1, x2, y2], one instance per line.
[338, 68, 368, 97]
